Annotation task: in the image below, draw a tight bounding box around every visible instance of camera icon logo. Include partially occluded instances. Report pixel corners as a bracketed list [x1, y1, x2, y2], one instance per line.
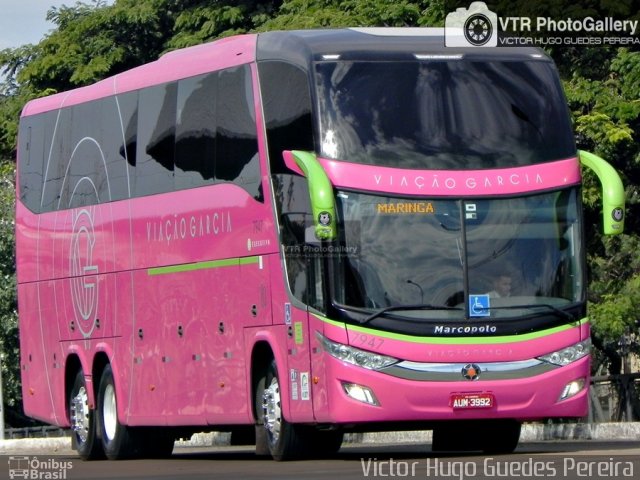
[445, 2, 498, 47]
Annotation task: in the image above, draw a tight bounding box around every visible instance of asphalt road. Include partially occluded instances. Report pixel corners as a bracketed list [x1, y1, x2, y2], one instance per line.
[2, 441, 638, 480]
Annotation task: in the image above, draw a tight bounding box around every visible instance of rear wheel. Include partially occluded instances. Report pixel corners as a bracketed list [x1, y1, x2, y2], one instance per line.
[97, 364, 138, 459]
[69, 370, 103, 460]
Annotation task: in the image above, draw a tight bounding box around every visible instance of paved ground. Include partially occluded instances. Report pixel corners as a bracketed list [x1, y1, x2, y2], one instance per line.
[2, 422, 638, 456]
[1, 441, 639, 480]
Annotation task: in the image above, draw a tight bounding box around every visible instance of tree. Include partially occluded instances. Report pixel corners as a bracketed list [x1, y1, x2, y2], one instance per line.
[563, 46, 640, 373]
[0, 161, 22, 423]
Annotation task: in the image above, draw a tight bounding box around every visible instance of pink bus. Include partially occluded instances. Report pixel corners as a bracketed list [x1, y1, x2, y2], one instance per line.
[16, 28, 625, 460]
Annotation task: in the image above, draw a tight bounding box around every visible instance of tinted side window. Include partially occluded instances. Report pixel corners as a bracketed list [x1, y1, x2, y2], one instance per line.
[41, 109, 70, 212]
[18, 115, 46, 213]
[259, 61, 314, 174]
[105, 92, 137, 201]
[119, 91, 138, 170]
[216, 65, 261, 201]
[59, 101, 105, 209]
[136, 83, 177, 196]
[175, 73, 217, 190]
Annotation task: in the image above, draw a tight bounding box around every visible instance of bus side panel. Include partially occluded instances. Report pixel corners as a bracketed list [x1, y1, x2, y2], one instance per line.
[125, 185, 275, 425]
[127, 262, 253, 426]
[18, 282, 58, 425]
[15, 202, 40, 285]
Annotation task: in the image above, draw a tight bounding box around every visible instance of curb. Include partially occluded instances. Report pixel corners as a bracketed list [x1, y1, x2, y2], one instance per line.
[1, 423, 638, 455]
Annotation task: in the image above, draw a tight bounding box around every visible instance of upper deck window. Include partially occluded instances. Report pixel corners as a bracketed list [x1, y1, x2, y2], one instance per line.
[314, 60, 575, 169]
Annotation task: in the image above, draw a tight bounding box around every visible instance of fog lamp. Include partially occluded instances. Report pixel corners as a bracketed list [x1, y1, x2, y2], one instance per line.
[559, 378, 586, 401]
[342, 382, 379, 406]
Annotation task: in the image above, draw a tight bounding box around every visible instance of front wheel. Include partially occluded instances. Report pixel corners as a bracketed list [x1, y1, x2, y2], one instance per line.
[258, 360, 309, 460]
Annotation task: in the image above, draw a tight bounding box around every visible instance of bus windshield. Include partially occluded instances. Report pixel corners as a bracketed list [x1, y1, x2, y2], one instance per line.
[314, 60, 575, 169]
[333, 189, 584, 321]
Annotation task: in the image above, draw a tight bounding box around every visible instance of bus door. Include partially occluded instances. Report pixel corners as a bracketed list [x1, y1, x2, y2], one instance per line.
[276, 174, 326, 422]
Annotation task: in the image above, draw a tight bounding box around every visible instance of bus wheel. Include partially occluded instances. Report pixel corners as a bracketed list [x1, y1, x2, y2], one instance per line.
[69, 371, 103, 460]
[259, 360, 309, 460]
[97, 364, 137, 459]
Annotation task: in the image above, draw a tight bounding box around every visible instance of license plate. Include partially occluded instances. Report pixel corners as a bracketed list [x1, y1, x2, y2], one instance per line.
[450, 393, 494, 409]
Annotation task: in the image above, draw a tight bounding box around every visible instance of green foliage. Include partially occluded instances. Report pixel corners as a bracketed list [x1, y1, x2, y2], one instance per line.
[563, 48, 640, 372]
[0, 162, 19, 409]
[258, 0, 437, 30]
[589, 274, 640, 355]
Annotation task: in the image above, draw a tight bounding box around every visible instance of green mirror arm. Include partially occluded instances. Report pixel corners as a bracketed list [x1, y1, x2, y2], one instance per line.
[286, 150, 337, 240]
[578, 150, 625, 235]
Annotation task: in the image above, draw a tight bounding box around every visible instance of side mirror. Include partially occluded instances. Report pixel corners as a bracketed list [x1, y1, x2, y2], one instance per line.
[578, 150, 625, 235]
[283, 150, 337, 241]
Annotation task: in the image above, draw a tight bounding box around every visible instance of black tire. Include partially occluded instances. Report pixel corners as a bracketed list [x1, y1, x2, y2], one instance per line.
[96, 364, 139, 459]
[69, 370, 103, 460]
[258, 360, 310, 460]
[254, 370, 271, 457]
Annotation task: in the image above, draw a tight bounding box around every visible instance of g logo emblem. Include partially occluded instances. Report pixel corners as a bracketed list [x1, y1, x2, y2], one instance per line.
[70, 208, 99, 338]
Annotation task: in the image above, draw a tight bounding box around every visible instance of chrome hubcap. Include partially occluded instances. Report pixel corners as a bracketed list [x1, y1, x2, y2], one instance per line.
[71, 386, 90, 443]
[262, 377, 282, 444]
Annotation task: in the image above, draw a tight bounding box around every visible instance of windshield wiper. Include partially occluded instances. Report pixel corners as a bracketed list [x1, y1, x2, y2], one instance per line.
[485, 304, 576, 322]
[362, 304, 462, 325]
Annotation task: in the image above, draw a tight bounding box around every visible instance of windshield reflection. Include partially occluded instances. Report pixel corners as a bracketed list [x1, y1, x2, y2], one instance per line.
[314, 60, 575, 170]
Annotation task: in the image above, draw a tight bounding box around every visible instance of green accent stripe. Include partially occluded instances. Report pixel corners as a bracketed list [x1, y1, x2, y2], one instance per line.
[148, 256, 260, 276]
[312, 314, 588, 345]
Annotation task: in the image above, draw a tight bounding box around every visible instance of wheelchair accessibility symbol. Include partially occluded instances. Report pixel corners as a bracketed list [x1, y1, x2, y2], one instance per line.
[469, 295, 490, 317]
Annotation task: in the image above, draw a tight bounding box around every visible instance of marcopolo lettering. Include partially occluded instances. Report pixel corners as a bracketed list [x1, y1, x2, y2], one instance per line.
[434, 325, 498, 335]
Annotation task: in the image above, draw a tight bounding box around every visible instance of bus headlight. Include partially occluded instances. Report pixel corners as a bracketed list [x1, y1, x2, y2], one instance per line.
[537, 339, 591, 366]
[317, 332, 398, 370]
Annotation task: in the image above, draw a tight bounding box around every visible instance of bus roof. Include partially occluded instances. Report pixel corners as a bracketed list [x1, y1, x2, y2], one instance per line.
[21, 33, 258, 117]
[256, 28, 547, 66]
[21, 28, 549, 117]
